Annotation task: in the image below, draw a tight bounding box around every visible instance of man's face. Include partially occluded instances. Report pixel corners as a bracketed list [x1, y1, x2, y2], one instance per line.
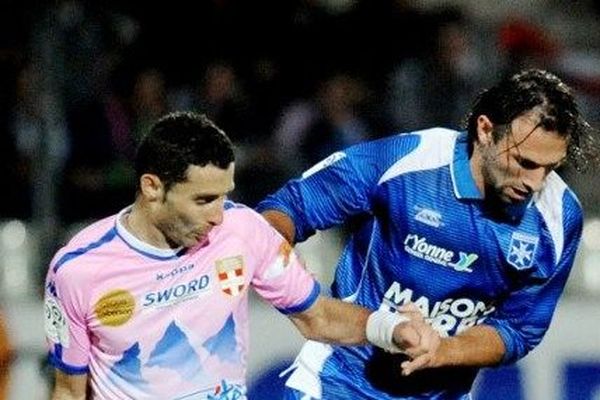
[478, 111, 568, 204]
[153, 163, 235, 248]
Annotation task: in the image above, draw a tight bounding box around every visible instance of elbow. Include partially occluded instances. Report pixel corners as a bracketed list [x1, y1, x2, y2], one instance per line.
[496, 330, 539, 365]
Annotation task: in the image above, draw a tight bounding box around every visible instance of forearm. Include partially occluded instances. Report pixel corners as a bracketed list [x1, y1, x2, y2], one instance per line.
[51, 370, 88, 400]
[51, 387, 87, 400]
[261, 210, 296, 244]
[432, 325, 505, 368]
[289, 297, 371, 345]
[400, 323, 506, 376]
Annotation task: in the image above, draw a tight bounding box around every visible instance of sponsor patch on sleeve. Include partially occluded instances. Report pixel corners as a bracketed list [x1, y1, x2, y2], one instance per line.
[264, 241, 297, 279]
[44, 296, 70, 347]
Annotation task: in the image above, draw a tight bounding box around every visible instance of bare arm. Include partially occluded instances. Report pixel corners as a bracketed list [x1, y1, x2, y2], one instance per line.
[51, 370, 88, 400]
[288, 296, 370, 345]
[0, 315, 13, 400]
[288, 296, 422, 350]
[261, 210, 296, 244]
[401, 324, 505, 376]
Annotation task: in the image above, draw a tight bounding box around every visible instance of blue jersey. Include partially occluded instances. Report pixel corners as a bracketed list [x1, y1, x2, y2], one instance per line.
[257, 128, 583, 399]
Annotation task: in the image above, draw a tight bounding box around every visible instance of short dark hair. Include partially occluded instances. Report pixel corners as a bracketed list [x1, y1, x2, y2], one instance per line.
[465, 69, 598, 172]
[135, 111, 235, 191]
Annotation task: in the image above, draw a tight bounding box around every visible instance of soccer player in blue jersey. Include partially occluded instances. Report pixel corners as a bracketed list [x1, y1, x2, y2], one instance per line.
[257, 69, 599, 399]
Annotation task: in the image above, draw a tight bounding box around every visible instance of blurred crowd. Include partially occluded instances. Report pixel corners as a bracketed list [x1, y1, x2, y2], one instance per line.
[0, 1, 599, 396]
[1, 0, 600, 232]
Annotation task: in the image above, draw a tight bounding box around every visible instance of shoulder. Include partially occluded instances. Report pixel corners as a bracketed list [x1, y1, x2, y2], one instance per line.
[533, 172, 583, 263]
[375, 127, 460, 184]
[222, 200, 275, 233]
[218, 200, 285, 253]
[534, 172, 583, 227]
[50, 215, 119, 276]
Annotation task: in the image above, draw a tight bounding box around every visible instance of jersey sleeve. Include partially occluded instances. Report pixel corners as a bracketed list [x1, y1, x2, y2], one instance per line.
[484, 195, 583, 364]
[257, 134, 419, 242]
[44, 256, 91, 375]
[249, 213, 320, 314]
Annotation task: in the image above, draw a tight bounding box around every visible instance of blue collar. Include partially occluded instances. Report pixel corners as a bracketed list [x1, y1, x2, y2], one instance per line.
[450, 132, 482, 200]
[450, 132, 529, 221]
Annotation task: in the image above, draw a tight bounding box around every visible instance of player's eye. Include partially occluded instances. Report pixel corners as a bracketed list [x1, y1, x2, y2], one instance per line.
[516, 157, 539, 170]
[195, 196, 219, 205]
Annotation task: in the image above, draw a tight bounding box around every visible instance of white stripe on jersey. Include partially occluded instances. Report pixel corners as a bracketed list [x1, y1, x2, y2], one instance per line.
[534, 172, 568, 265]
[285, 341, 333, 399]
[378, 128, 457, 185]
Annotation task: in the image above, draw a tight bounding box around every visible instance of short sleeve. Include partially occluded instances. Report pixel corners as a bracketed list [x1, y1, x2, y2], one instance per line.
[249, 216, 320, 314]
[44, 260, 91, 374]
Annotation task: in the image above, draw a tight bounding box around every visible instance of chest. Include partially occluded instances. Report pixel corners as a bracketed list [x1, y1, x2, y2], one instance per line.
[85, 248, 253, 352]
[372, 173, 552, 301]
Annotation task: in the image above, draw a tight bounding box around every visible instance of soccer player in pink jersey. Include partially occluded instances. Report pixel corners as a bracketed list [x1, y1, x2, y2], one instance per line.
[44, 112, 431, 399]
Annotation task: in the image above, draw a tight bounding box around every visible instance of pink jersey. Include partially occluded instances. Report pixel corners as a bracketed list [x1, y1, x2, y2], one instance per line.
[44, 201, 319, 399]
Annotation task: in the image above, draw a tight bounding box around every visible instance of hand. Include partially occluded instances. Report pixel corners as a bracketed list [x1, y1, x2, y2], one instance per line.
[390, 303, 423, 353]
[392, 303, 442, 376]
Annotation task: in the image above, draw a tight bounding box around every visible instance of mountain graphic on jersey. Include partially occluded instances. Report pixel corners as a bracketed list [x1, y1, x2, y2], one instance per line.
[109, 342, 148, 389]
[145, 321, 202, 380]
[203, 314, 239, 364]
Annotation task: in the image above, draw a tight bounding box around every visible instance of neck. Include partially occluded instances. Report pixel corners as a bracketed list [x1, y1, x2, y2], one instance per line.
[123, 203, 171, 249]
[469, 146, 486, 197]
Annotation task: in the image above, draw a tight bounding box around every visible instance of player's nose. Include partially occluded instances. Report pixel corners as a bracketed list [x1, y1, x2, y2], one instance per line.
[522, 167, 546, 194]
[207, 198, 225, 226]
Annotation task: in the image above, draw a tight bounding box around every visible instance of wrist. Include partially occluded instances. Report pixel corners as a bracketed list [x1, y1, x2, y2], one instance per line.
[366, 309, 409, 353]
[430, 336, 457, 368]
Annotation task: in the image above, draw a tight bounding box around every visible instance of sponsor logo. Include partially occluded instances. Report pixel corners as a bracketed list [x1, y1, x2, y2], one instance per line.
[143, 275, 211, 308]
[414, 206, 443, 228]
[302, 151, 346, 179]
[94, 289, 136, 327]
[208, 379, 245, 400]
[404, 233, 478, 272]
[44, 296, 70, 347]
[508, 232, 539, 270]
[264, 241, 295, 279]
[216, 256, 245, 296]
[156, 263, 195, 281]
[382, 281, 496, 336]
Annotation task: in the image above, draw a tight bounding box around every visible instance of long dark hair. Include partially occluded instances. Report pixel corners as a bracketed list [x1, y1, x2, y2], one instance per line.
[465, 69, 598, 172]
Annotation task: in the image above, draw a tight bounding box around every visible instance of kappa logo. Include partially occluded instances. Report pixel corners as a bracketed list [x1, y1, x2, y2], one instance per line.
[216, 256, 245, 296]
[508, 232, 539, 270]
[156, 263, 195, 281]
[414, 206, 443, 228]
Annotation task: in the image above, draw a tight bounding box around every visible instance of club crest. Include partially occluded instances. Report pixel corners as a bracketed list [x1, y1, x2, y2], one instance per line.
[507, 232, 539, 270]
[216, 256, 245, 296]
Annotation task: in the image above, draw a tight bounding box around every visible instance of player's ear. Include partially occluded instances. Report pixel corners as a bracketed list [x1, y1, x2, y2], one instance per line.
[139, 173, 164, 202]
[476, 115, 494, 145]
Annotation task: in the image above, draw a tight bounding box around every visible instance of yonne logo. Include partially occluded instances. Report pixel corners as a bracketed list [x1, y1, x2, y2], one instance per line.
[404, 233, 478, 272]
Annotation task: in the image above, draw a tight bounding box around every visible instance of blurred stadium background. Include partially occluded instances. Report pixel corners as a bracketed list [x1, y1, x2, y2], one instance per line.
[1, 0, 600, 399]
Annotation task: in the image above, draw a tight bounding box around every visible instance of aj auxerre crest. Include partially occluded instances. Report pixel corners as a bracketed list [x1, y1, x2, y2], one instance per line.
[507, 232, 539, 270]
[216, 256, 245, 296]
